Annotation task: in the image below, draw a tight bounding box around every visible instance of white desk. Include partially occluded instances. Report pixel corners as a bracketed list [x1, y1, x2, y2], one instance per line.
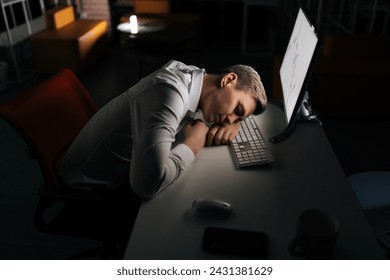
[124, 103, 385, 259]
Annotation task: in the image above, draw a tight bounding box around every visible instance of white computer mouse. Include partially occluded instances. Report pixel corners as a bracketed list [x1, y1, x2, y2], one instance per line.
[192, 198, 232, 217]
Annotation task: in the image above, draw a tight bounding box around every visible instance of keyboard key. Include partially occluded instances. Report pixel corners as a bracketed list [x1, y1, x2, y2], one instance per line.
[230, 115, 274, 168]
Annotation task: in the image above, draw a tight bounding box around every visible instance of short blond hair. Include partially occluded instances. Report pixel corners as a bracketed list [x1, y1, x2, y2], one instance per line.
[214, 65, 267, 115]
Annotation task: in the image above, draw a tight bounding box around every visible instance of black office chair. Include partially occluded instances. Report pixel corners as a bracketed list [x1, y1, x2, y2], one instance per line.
[0, 69, 140, 259]
[348, 171, 390, 257]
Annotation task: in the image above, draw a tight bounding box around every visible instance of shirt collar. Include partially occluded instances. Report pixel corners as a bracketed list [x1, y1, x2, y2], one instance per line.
[188, 69, 204, 115]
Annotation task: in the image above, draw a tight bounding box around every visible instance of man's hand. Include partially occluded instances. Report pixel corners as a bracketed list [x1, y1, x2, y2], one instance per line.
[206, 122, 240, 146]
[183, 120, 210, 155]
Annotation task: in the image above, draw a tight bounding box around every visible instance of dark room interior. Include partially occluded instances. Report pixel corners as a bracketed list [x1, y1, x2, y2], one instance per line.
[1, 0, 390, 260]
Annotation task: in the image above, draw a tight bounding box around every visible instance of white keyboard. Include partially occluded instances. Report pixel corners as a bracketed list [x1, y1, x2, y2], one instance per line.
[230, 115, 274, 168]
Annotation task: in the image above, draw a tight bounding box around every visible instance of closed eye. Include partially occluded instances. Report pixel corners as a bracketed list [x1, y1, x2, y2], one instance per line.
[235, 104, 244, 117]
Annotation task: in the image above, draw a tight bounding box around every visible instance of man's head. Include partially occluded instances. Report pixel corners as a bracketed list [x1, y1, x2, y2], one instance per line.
[217, 65, 267, 115]
[200, 65, 267, 124]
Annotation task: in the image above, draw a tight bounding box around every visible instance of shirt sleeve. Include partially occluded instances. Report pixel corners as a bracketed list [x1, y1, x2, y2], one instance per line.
[129, 85, 194, 199]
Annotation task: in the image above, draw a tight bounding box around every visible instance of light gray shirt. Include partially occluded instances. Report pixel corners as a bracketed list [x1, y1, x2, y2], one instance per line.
[57, 60, 205, 198]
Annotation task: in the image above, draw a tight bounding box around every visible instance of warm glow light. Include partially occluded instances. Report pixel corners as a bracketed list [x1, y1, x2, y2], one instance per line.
[129, 15, 138, 34]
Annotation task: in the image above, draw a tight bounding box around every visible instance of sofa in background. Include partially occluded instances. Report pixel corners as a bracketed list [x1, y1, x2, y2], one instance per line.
[30, 5, 109, 75]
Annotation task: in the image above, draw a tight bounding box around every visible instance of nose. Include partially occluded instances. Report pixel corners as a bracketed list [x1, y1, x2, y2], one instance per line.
[226, 114, 239, 124]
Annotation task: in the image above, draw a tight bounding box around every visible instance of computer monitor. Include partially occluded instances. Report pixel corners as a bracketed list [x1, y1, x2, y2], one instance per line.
[269, 7, 320, 143]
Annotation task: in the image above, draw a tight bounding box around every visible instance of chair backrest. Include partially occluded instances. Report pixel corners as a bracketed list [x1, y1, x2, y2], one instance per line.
[0, 69, 98, 189]
[45, 5, 75, 30]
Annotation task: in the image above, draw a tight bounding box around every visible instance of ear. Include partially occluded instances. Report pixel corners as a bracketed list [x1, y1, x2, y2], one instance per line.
[220, 73, 238, 87]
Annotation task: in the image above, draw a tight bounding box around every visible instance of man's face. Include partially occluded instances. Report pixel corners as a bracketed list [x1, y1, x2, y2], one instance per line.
[201, 82, 257, 124]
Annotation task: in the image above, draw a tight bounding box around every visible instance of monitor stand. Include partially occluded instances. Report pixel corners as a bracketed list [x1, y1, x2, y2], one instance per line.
[269, 92, 317, 143]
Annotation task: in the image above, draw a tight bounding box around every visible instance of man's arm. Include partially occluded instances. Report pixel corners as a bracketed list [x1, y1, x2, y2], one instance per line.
[184, 120, 209, 155]
[130, 87, 208, 199]
[206, 122, 241, 146]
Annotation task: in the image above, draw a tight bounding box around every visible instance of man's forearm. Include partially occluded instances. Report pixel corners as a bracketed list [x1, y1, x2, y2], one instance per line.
[183, 138, 202, 155]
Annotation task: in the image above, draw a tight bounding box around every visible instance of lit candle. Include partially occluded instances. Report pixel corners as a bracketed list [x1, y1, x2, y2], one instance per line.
[129, 15, 138, 34]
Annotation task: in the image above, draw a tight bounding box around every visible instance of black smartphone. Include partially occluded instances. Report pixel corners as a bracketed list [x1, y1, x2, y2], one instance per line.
[202, 226, 268, 258]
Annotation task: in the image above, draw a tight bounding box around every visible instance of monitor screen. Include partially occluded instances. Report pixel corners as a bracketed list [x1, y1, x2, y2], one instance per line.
[280, 7, 319, 127]
[270, 7, 319, 143]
